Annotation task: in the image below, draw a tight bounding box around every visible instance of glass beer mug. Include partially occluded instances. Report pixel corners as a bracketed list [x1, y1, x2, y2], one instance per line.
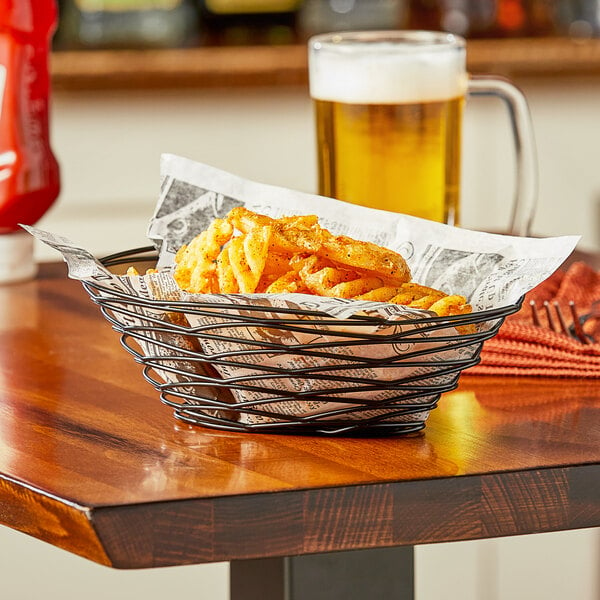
[308, 31, 537, 236]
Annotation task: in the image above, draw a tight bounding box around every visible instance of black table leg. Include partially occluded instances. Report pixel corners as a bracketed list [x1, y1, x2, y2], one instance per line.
[230, 546, 415, 600]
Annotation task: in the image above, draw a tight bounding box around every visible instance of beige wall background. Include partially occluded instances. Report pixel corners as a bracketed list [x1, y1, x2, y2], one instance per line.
[6, 76, 598, 599]
[35, 75, 600, 259]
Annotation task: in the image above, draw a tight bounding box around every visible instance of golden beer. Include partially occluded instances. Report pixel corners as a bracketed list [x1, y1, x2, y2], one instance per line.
[314, 96, 464, 224]
[309, 31, 468, 225]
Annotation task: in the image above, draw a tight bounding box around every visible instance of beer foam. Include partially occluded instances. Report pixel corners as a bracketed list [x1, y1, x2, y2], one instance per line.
[309, 42, 467, 104]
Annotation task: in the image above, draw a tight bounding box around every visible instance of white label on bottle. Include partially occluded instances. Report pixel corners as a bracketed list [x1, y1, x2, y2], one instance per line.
[0, 65, 6, 123]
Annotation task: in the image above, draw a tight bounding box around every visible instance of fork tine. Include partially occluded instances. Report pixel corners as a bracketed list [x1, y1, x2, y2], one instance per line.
[552, 301, 571, 337]
[568, 301, 591, 345]
[531, 298, 596, 344]
[530, 300, 541, 326]
[543, 301, 558, 333]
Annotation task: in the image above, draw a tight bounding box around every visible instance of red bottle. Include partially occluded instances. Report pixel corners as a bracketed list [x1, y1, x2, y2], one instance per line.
[0, 0, 60, 282]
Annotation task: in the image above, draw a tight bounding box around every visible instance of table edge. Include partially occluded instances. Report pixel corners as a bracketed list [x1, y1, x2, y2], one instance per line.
[81, 463, 599, 568]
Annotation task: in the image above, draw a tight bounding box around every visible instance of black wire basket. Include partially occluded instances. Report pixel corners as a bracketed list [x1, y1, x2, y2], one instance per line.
[83, 247, 523, 437]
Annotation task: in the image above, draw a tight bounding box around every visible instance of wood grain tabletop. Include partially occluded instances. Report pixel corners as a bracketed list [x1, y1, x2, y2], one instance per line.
[0, 262, 598, 569]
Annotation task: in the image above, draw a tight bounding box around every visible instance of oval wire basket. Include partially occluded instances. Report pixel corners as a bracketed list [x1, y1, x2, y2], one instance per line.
[82, 247, 523, 436]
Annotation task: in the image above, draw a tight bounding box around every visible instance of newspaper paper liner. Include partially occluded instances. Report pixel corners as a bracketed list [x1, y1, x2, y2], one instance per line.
[23, 154, 581, 430]
[176, 292, 483, 425]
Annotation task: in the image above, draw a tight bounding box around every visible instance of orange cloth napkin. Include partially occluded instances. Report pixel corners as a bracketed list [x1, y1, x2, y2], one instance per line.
[468, 261, 600, 378]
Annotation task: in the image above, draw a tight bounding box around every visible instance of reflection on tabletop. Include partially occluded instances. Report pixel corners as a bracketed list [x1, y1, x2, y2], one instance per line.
[436, 376, 598, 470]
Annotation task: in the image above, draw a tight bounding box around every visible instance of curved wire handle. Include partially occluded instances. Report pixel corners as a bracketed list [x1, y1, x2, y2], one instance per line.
[468, 76, 539, 237]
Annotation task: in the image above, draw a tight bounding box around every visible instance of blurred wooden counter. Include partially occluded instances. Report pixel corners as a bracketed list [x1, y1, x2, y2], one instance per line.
[51, 37, 600, 91]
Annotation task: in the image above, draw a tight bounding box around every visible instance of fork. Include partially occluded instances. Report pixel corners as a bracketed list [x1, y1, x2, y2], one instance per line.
[530, 300, 598, 344]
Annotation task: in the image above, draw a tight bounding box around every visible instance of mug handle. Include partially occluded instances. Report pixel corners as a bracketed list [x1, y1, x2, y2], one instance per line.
[467, 76, 538, 237]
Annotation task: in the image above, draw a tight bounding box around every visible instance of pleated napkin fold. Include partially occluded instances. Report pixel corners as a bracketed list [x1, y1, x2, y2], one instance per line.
[469, 261, 600, 378]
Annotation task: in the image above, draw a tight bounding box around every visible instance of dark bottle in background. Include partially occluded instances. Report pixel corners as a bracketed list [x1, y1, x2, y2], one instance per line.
[493, 0, 529, 36]
[553, 0, 600, 37]
[408, 0, 443, 29]
[298, 0, 409, 40]
[55, 0, 199, 50]
[414, 0, 559, 38]
[197, 0, 302, 46]
[437, 0, 497, 37]
[527, 0, 557, 36]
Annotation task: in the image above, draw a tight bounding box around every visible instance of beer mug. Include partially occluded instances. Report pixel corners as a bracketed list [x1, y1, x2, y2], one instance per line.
[308, 31, 537, 236]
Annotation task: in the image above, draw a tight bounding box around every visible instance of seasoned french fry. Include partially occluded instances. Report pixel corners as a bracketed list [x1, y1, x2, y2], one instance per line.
[227, 206, 306, 254]
[329, 277, 384, 299]
[262, 251, 295, 277]
[385, 282, 442, 306]
[224, 225, 271, 293]
[429, 295, 471, 317]
[227, 236, 253, 293]
[355, 286, 402, 303]
[408, 294, 446, 310]
[126, 266, 158, 277]
[216, 246, 239, 293]
[243, 225, 271, 281]
[172, 208, 475, 334]
[174, 218, 233, 293]
[296, 255, 356, 296]
[265, 270, 307, 294]
[319, 234, 411, 285]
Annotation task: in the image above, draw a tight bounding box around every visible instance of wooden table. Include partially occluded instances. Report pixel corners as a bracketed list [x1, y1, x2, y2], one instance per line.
[1, 263, 598, 599]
